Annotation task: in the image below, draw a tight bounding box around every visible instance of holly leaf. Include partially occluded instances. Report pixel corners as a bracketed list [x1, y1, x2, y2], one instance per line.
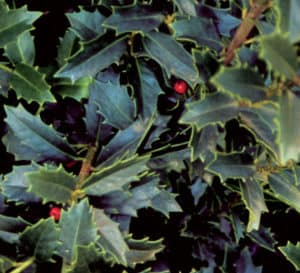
[279, 241, 300, 271]
[143, 31, 199, 86]
[58, 199, 98, 264]
[174, 0, 197, 16]
[0, 67, 10, 96]
[9, 63, 55, 103]
[277, 90, 300, 164]
[259, 33, 299, 80]
[1, 164, 40, 204]
[89, 79, 135, 130]
[26, 164, 77, 204]
[136, 61, 163, 119]
[239, 179, 268, 232]
[0, 5, 41, 47]
[207, 153, 256, 182]
[236, 248, 262, 273]
[277, 0, 300, 43]
[190, 125, 219, 163]
[55, 35, 127, 82]
[268, 169, 300, 213]
[94, 209, 129, 265]
[56, 30, 79, 67]
[172, 17, 222, 51]
[95, 118, 149, 166]
[0, 215, 29, 233]
[66, 244, 103, 273]
[180, 92, 239, 130]
[0, 256, 14, 273]
[3, 105, 76, 162]
[19, 218, 60, 262]
[239, 102, 279, 159]
[125, 235, 164, 267]
[211, 67, 267, 102]
[83, 156, 150, 197]
[4, 32, 35, 65]
[103, 6, 164, 34]
[53, 77, 92, 101]
[67, 9, 106, 41]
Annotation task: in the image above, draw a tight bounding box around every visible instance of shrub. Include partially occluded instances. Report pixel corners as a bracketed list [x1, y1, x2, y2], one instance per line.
[0, 0, 300, 272]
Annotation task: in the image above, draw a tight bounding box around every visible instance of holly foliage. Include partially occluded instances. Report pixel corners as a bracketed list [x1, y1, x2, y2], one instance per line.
[0, 0, 300, 272]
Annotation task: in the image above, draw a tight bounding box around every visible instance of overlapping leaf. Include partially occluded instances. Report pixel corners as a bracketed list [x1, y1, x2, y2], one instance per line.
[212, 67, 267, 102]
[4, 32, 35, 65]
[58, 199, 98, 264]
[0, 5, 41, 47]
[67, 9, 106, 41]
[3, 105, 76, 162]
[172, 17, 222, 51]
[279, 241, 300, 271]
[19, 218, 60, 262]
[26, 165, 77, 203]
[277, 0, 300, 43]
[143, 31, 199, 85]
[268, 169, 300, 212]
[207, 153, 256, 182]
[103, 6, 164, 34]
[260, 33, 299, 80]
[1, 165, 40, 204]
[55, 35, 127, 82]
[83, 155, 149, 197]
[180, 92, 239, 130]
[89, 79, 135, 130]
[240, 179, 268, 232]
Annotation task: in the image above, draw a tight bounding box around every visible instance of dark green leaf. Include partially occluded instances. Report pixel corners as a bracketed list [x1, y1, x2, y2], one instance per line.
[143, 31, 199, 86]
[58, 199, 98, 264]
[277, 0, 300, 43]
[239, 179, 268, 232]
[0, 67, 10, 96]
[53, 77, 92, 101]
[67, 244, 103, 273]
[19, 218, 60, 262]
[236, 248, 262, 273]
[94, 209, 128, 265]
[0, 256, 14, 273]
[2, 164, 40, 204]
[67, 9, 106, 41]
[268, 170, 300, 213]
[279, 241, 300, 271]
[125, 236, 164, 267]
[136, 62, 163, 119]
[278, 90, 300, 164]
[26, 164, 77, 203]
[90, 79, 135, 130]
[4, 32, 35, 65]
[0, 215, 29, 233]
[3, 105, 76, 162]
[248, 227, 276, 252]
[103, 6, 164, 34]
[0, 5, 41, 47]
[55, 35, 127, 82]
[259, 33, 299, 79]
[239, 102, 279, 159]
[172, 17, 222, 51]
[83, 156, 149, 197]
[56, 30, 79, 67]
[207, 153, 256, 182]
[189, 178, 208, 206]
[174, 0, 197, 16]
[10, 63, 55, 103]
[180, 92, 239, 130]
[211, 67, 267, 102]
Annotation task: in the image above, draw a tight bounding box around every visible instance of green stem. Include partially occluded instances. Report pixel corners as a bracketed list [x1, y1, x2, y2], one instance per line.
[10, 257, 35, 273]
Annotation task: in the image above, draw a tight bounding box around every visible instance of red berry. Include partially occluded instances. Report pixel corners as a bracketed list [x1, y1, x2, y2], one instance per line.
[49, 207, 61, 221]
[173, 80, 188, 94]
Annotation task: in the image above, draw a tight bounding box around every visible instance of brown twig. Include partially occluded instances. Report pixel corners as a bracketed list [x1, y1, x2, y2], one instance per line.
[224, 0, 272, 65]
